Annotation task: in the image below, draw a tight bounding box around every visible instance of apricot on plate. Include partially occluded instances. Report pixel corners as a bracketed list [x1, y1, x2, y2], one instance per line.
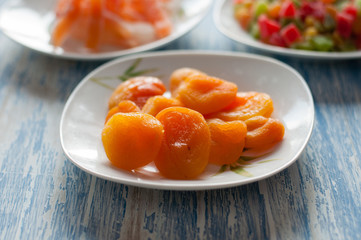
[244, 116, 285, 149]
[105, 100, 140, 124]
[108, 76, 166, 109]
[142, 95, 184, 116]
[169, 68, 206, 97]
[102, 112, 164, 171]
[154, 107, 211, 179]
[206, 91, 274, 121]
[207, 118, 247, 165]
[175, 74, 238, 115]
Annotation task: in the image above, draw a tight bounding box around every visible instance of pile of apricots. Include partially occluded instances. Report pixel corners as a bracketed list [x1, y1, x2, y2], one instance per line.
[101, 68, 285, 180]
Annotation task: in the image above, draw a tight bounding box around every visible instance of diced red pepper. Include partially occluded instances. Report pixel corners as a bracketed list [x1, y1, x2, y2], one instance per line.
[279, 0, 297, 18]
[310, 2, 326, 20]
[300, 2, 313, 19]
[337, 12, 354, 38]
[269, 33, 287, 47]
[299, 1, 326, 20]
[258, 14, 281, 40]
[280, 23, 302, 46]
[343, 5, 358, 20]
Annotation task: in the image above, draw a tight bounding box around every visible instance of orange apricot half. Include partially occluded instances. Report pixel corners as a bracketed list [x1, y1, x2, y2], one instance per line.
[169, 68, 206, 96]
[207, 118, 247, 165]
[142, 95, 183, 116]
[244, 116, 285, 149]
[102, 112, 164, 171]
[108, 76, 166, 109]
[154, 107, 211, 179]
[206, 91, 274, 121]
[176, 74, 238, 115]
[105, 100, 140, 124]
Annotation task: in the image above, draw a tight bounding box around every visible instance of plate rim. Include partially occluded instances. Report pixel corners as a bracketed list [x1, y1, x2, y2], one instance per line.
[60, 50, 315, 190]
[0, 0, 212, 60]
[213, 0, 361, 60]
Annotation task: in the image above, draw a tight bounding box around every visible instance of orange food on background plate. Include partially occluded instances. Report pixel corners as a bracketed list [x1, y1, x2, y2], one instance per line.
[101, 112, 164, 171]
[52, 0, 174, 52]
[108, 76, 166, 109]
[154, 107, 211, 179]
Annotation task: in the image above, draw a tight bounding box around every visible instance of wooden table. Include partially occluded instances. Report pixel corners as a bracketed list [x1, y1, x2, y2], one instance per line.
[1, 5, 361, 240]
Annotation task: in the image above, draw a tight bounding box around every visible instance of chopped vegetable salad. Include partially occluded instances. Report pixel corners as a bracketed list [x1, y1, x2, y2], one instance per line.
[234, 0, 361, 51]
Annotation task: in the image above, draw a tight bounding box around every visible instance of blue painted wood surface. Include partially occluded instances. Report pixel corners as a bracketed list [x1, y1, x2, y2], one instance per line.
[1, 4, 361, 240]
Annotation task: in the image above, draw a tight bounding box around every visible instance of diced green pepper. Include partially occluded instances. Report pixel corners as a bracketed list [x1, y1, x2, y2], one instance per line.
[292, 40, 314, 50]
[291, 0, 301, 8]
[254, 1, 268, 17]
[250, 23, 260, 39]
[355, 0, 361, 14]
[336, 1, 349, 11]
[311, 35, 334, 51]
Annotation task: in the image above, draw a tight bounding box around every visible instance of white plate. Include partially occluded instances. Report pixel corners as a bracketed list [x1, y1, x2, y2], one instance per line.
[213, 0, 361, 59]
[0, 0, 211, 60]
[60, 50, 314, 190]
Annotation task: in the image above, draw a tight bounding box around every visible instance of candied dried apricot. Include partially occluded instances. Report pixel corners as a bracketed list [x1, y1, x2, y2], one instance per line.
[169, 68, 206, 96]
[154, 107, 210, 179]
[105, 100, 140, 123]
[102, 112, 164, 171]
[175, 74, 238, 115]
[102, 68, 286, 180]
[244, 116, 285, 149]
[206, 92, 274, 121]
[207, 118, 247, 165]
[108, 76, 166, 109]
[142, 95, 183, 116]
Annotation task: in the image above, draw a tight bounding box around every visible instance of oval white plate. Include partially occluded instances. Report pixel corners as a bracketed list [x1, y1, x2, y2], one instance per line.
[60, 51, 314, 190]
[0, 0, 211, 60]
[214, 0, 361, 59]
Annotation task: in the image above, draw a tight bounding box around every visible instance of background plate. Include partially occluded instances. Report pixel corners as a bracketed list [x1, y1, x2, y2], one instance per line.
[213, 0, 361, 59]
[0, 0, 211, 60]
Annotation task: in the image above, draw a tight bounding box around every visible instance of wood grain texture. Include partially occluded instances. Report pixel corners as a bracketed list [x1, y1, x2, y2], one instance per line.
[1, 6, 361, 240]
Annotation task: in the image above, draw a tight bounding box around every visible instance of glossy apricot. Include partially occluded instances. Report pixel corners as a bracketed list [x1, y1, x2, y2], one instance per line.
[102, 112, 164, 171]
[154, 107, 211, 179]
[169, 68, 206, 96]
[244, 116, 285, 149]
[175, 74, 238, 115]
[206, 92, 274, 121]
[105, 100, 140, 124]
[142, 96, 183, 116]
[207, 118, 247, 165]
[108, 76, 166, 109]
